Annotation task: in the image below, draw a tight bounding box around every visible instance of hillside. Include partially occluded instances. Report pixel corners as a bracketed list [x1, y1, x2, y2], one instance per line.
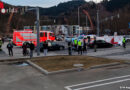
[0, 0, 130, 37]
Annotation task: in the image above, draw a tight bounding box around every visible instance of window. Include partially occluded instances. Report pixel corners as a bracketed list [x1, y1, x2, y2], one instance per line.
[45, 32, 47, 37]
[40, 33, 44, 37]
[50, 33, 52, 36]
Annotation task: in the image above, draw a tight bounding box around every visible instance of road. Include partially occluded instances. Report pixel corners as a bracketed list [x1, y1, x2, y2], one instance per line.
[0, 42, 130, 90]
[0, 62, 130, 90]
[1, 42, 130, 60]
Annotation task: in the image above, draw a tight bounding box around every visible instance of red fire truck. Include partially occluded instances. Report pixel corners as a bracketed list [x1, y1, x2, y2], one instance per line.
[13, 30, 55, 46]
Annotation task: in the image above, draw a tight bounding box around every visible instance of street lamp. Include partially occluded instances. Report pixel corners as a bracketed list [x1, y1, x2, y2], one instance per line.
[27, 7, 40, 56]
[96, 0, 100, 36]
[78, 5, 84, 26]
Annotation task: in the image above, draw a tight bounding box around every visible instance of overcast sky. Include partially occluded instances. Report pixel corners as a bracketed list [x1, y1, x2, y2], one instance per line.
[2, 0, 102, 8]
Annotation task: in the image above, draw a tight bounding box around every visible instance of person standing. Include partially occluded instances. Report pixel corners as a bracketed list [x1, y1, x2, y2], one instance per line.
[93, 37, 97, 52]
[29, 41, 35, 58]
[88, 36, 90, 44]
[74, 39, 78, 51]
[68, 41, 72, 55]
[122, 37, 126, 49]
[7, 41, 13, 56]
[0, 39, 2, 51]
[22, 43, 27, 56]
[83, 39, 87, 53]
[2, 37, 4, 44]
[78, 40, 82, 55]
[43, 41, 48, 56]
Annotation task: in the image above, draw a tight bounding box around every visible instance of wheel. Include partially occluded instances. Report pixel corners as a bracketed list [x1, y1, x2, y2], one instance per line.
[60, 46, 64, 50]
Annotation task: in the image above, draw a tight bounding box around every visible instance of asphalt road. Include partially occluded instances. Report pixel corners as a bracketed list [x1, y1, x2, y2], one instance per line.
[0, 63, 130, 90]
[1, 41, 130, 60]
[0, 42, 130, 90]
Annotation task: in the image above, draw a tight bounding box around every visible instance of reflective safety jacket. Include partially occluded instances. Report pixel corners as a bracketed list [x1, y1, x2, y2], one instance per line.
[0, 40, 2, 46]
[78, 41, 82, 46]
[123, 38, 126, 43]
[74, 40, 77, 45]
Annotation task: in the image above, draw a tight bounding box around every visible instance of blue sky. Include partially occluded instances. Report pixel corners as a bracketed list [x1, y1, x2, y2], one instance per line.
[2, 0, 102, 8]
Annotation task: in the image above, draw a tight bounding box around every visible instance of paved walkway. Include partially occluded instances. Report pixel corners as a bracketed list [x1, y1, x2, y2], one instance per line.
[0, 42, 130, 61]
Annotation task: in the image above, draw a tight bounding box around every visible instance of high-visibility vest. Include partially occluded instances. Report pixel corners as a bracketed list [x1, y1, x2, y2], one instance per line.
[123, 38, 126, 43]
[78, 41, 82, 46]
[0, 40, 2, 46]
[74, 40, 77, 45]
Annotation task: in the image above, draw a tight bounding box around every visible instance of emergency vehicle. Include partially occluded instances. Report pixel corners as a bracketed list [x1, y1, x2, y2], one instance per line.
[13, 30, 55, 46]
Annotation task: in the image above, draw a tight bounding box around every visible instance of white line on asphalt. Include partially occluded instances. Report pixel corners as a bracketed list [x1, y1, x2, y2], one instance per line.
[74, 79, 130, 90]
[64, 87, 72, 90]
[64, 75, 130, 90]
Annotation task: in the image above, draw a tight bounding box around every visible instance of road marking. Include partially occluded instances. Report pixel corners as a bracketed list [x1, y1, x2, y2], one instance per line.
[74, 79, 130, 90]
[65, 75, 130, 90]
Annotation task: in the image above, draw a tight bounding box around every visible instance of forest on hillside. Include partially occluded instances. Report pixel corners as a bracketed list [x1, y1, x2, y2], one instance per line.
[0, 0, 130, 37]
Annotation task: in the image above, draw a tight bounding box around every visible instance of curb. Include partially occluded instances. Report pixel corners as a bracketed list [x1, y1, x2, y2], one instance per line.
[26, 60, 49, 75]
[90, 62, 120, 69]
[27, 60, 121, 75]
[124, 61, 130, 65]
[27, 60, 84, 75]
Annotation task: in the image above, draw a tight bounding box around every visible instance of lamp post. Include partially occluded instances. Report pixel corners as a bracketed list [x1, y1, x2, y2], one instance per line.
[97, 9, 100, 36]
[27, 7, 40, 56]
[86, 16, 88, 35]
[96, 0, 100, 36]
[77, 7, 79, 36]
[36, 7, 40, 56]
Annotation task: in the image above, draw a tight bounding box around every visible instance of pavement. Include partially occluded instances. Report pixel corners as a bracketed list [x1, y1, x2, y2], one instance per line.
[0, 42, 130, 90]
[1, 42, 130, 60]
[0, 63, 130, 90]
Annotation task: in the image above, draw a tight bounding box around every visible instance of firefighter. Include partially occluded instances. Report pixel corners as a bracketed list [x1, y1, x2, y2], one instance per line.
[0, 39, 2, 51]
[74, 39, 78, 51]
[7, 41, 13, 56]
[78, 40, 82, 55]
[122, 37, 126, 49]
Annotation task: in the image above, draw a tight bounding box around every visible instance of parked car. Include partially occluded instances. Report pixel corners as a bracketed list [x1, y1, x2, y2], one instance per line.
[88, 40, 113, 48]
[55, 36, 63, 41]
[125, 35, 130, 42]
[65, 36, 77, 42]
[40, 42, 65, 52]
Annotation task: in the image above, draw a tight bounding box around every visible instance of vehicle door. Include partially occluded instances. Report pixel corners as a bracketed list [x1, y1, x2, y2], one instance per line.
[97, 40, 104, 48]
[101, 40, 107, 48]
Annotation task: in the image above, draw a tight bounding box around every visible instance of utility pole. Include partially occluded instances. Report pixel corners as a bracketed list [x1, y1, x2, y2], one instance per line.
[78, 7, 80, 26]
[97, 10, 100, 36]
[86, 16, 88, 35]
[26, 7, 40, 56]
[36, 7, 40, 56]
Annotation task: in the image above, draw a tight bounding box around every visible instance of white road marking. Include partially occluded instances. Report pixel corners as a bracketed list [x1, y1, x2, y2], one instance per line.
[64, 87, 72, 90]
[74, 79, 130, 90]
[65, 75, 130, 90]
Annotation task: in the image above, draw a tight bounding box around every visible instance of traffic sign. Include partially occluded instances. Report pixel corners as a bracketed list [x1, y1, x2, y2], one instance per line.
[0, 1, 4, 9]
[1, 8, 6, 14]
[129, 22, 130, 29]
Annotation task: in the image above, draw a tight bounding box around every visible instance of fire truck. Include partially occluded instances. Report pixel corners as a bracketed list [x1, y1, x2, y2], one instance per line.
[13, 30, 55, 46]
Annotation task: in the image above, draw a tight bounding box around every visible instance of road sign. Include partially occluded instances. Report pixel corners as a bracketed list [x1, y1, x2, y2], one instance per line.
[0, 1, 4, 9]
[129, 22, 130, 29]
[1, 8, 6, 14]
